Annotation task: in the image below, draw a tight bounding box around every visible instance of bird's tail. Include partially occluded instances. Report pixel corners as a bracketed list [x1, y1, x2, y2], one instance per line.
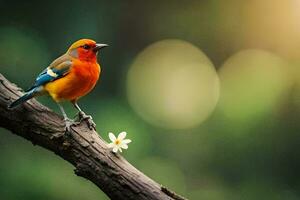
[8, 87, 41, 109]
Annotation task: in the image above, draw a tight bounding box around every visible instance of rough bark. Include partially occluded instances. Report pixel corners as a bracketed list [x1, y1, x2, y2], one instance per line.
[0, 73, 187, 200]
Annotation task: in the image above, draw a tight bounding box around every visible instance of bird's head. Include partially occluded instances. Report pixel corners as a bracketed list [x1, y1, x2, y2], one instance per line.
[67, 39, 108, 61]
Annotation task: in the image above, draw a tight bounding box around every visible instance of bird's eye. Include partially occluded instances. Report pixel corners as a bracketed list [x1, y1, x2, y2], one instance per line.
[82, 44, 90, 50]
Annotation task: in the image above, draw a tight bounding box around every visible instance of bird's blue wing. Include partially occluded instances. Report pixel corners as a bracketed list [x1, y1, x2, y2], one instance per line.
[9, 54, 72, 108]
[26, 57, 72, 92]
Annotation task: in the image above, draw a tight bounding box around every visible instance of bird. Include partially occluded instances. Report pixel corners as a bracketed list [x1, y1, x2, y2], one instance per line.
[8, 39, 108, 131]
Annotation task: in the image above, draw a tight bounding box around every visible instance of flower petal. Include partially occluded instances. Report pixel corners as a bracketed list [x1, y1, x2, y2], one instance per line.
[112, 146, 118, 153]
[121, 143, 128, 149]
[107, 143, 115, 148]
[122, 139, 132, 144]
[109, 132, 116, 142]
[119, 147, 123, 152]
[118, 131, 127, 140]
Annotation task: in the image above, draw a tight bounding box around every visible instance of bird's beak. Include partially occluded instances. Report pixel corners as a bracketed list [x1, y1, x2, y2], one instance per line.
[93, 43, 109, 52]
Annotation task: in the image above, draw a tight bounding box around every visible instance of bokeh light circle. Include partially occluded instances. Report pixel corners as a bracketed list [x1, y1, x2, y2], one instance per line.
[127, 39, 219, 129]
[218, 49, 291, 121]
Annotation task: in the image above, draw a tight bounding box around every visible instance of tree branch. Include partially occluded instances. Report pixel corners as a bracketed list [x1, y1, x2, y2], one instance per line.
[0, 73, 187, 200]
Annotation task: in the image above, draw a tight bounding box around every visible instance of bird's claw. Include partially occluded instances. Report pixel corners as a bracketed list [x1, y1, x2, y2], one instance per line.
[65, 119, 73, 132]
[64, 118, 79, 132]
[78, 111, 96, 130]
[85, 117, 96, 130]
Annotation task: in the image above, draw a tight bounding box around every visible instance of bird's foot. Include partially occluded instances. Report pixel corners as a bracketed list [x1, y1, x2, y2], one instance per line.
[64, 118, 79, 132]
[78, 111, 96, 130]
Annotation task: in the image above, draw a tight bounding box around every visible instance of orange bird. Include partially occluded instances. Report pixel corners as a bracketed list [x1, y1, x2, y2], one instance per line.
[9, 39, 108, 131]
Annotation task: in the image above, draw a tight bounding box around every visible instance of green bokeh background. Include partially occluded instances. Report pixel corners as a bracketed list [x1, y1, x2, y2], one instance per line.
[0, 0, 299, 200]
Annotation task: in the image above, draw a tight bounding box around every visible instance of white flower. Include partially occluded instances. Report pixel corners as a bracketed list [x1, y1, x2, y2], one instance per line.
[107, 131, 131, 153]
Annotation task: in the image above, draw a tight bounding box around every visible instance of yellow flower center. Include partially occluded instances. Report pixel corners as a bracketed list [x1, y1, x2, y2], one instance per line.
[115, 139, 121, 145]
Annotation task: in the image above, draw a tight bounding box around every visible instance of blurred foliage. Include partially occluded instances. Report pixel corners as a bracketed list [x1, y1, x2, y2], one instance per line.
[0, 0, 299, 200]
